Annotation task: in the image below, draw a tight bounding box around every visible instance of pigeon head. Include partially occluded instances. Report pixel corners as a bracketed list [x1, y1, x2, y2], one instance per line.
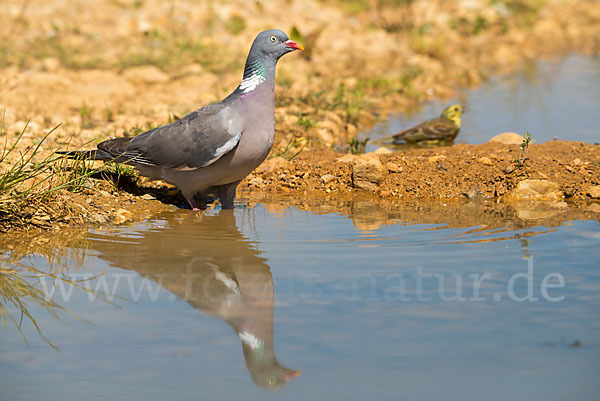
[249, 29, 304, 60]
[237, 29, 302, 94]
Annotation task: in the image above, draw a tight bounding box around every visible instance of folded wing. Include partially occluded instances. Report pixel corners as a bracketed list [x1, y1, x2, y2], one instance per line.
[99, 104, 242, 170]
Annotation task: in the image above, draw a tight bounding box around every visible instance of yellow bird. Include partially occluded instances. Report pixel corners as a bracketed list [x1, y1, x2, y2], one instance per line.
[391, 104, 464, 145]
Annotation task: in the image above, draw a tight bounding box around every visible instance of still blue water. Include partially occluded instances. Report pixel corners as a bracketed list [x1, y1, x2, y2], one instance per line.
[366, 55, 600, 147]
[1, 201, 599, 400]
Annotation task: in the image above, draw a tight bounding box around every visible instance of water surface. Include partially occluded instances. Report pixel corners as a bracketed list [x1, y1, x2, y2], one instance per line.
[367, 55, 600, 148]
[1, 198, 599, 400]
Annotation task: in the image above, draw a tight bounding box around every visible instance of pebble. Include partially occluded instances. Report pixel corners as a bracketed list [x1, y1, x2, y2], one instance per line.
[373, 147, 392, 155]
[551, 201, 569, 209]
[41, 57, 61, 72]
[477, 156, 493, 165]
[248, 177, 264, 187]
[315, 127, 334, 144]
[114, 208, 132, 224]
[351, 154, 386, 191]
[509, 179, 563, 200]
[427, 155, 447, 163]
[386, 162, 401, 173]
[488, 132, 524, 145]
[320, 174, 336, 184]
[92, 214, 108, 224]
[31, 215, 51, 225]
[141, 193, 155, 200]
[463, 188, 482, 200]
[255, 156, 289, 173]
[587, 185, 600, 199]
[336, 154, 358, 163]
[345, 123, 358, 137]
[177, 63, 203, 76]
[587, 203, 600, 213]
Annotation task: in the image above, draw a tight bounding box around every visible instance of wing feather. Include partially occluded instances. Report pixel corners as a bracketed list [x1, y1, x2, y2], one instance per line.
[392, 117, 457, 143]
[99, 103, 242, 169]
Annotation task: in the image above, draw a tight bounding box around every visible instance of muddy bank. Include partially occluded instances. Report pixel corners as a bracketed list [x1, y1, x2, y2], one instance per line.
[2, 139, 598, 233]
[2, 185, 600, 256]
[238, 191, 600, 233]
[241, 140, 600, 201]
[0, 177, 172, 233]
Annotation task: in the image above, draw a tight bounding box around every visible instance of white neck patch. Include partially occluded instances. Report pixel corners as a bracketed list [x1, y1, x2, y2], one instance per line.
[238, 331, 264, 350]
[239, 73, 266, 94]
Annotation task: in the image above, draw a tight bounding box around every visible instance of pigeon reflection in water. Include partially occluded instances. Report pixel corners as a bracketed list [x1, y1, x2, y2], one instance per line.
[87, 211, 300, 389]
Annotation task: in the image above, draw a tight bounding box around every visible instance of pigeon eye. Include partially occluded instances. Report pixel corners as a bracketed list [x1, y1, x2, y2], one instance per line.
[269, 36, 277, 43]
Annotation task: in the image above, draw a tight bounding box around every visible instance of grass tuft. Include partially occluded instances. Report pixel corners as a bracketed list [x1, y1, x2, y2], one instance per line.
[275, 136, 310, 161]
[0, 111, 105, 227]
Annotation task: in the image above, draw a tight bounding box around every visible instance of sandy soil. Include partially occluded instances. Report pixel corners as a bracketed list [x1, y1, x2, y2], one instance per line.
[2, 139, 597, 233]
[1, 0, 599, 232]
[241, 141, 600, 201]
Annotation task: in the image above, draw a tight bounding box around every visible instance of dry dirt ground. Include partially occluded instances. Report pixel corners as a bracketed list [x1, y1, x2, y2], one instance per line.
[242, 141, 600, 201]
[1, 0, 599, 232]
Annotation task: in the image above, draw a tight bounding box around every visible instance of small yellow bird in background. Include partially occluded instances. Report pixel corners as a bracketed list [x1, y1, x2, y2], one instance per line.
[391, 104, 464, 145]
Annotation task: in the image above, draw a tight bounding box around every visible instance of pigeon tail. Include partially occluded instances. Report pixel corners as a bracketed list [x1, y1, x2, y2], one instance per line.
[55, 149, 115, 161]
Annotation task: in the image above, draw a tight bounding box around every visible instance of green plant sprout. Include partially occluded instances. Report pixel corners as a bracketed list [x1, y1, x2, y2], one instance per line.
[349, 136, 369, 154]
[518, 131, 535, 165]
[276, 137, 309, 161]
[297, 114, 317, 131]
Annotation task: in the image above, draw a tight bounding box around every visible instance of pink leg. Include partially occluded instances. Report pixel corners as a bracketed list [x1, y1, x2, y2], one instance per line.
[186, 196, 201, 211]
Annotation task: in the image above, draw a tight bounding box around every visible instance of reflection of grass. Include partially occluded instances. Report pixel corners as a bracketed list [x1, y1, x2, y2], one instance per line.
[1, 229, 92, 350]
[0, 228, 118, 350]
[0, 265, 73, 350]
[0, 243, 108, 350]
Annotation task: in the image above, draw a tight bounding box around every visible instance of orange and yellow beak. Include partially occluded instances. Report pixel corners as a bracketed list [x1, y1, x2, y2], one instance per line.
[284, 40, 304, 51]
[285, 370, 302, 381]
